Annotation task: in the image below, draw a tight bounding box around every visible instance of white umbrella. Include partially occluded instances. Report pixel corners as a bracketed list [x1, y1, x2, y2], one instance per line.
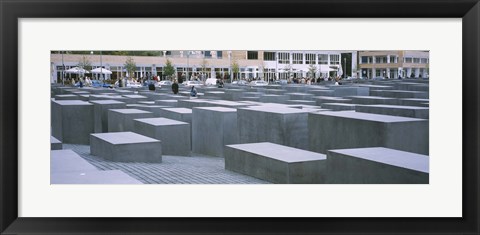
[65, 67, 89, 74]
[90, 67, 112, 74]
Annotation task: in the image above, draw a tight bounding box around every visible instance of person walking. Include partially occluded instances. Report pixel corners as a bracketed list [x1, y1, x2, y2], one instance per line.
[172, 80, 179, 94]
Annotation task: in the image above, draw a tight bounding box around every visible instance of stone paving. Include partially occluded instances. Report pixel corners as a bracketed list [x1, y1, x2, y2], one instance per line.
[65, 144, 269, 184]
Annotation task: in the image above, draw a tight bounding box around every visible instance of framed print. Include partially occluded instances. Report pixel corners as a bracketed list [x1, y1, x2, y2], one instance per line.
[1, 0, 479, 234]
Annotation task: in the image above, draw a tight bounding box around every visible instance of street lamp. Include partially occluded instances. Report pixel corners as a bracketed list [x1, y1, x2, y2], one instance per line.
[344, 57, 346, 79]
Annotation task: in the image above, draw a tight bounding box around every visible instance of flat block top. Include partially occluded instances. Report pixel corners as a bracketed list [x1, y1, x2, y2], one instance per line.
[135, 117, 188, 126]
[51, 170, 143, 184]
[322, 103, 357, 107]
[206, 91, 225, 94]
[381, 90, 427, 94]
[51, 149, 98, 173]
[56, 94, 77, 97]
[138, 101, 156, 105]
[310, 110, 426, 123]
[155, 99, 178, 103]
[91, 132, 160, 144]
[314, 96, 351, 101]
[53, 100, 92, 106]
[400, 98, 429, 102]
[180, 99, 211, 103]
[329, 147, 429, 173]
[207, 100, 248, 107]
[89, 100, 125, 105]
[109, 108, 152, 114]
[227, 142, 326, 163]
[358, 85, 393, 88]
[123, 95, 148, 99]
[240, 105, 310, 114]
[349, 96, 396, 100]
[357, 104, 429, 110]
[193, 106, 237, 113]
[114, 90, 134, 93]
[286, 92, 314, 96]
[160, 108, 192, 114]
[51, 136, 61, 144]
[261, 94, 288, 97]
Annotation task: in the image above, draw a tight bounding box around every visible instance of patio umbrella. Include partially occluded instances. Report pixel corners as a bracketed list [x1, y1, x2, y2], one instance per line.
[65, 67, 89, 74]
[90, 67, 112, 74]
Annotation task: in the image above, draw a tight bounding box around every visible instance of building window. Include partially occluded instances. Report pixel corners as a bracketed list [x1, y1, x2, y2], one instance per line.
[247, 51, 258, 60]
[361, 56, 370, 64]
[204, 51, 212, 58]
[404, 57, 412, 63]
[305, 53, 316, 64]
[421, 58, 428, 64]
[292, 53, 303, 64]
[264, 52, 275, 61]
[217, 51, 222, 59]
[318, 54, 328, 64]
[375, 56, 387, 64]
[278, 52, 290, 64]
[330, 54, 340, 65]
[390, 56, 398, 63]
[413, 58, 420, 63]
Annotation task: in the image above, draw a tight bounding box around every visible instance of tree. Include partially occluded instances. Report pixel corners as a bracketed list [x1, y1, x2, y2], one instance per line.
[77, 56, 92, 78]
[163, 59, 175, 80]
[231, 60, 239, 80]
[200, 59, 209, 81]
[308, 64, 318, 81]
[124, 56, 136, 79]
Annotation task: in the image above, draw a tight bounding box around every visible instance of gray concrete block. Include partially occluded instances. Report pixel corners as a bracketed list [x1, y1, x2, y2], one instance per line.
[134, 118, 190, 156]
[314, 96, 352, 105]
[51, 136, 62, 150]
[192, 107, 238, 157]
[348, 96, 399, 105]
[285, 100, 317, 105]
[330, 87, 369, 97]
[259, 94, 289, 104]
[370, 90, 428, 99]
[90, 100, 127, 133]
[55, 94, 80, 100]
[285, 92, 315, 100]
[206, 100, 251, 109]
[51, 170, 143, 184]
[326, 147, 429, 184]
[178, 99, 212, 109]
[126, 104, 169, 117]
[355, 104, 429, 119]
[308, 111, 429, 155]
[157, 108, 192, 125]
[90, 132, 162, 162]
[225, 142, 327, 183]
[154, 99, 178, 107]
[238, 106, 310, 150]
[398, 98, 430, 107]
[222, 89, 246, 101]
[51, 149, 97, 173]
[107, 109, 154, 132]
[122, 94, 149, 104]
[265, 89, 288, 95]
[51, 100, 94, 144]
[321, 103, 357, 111]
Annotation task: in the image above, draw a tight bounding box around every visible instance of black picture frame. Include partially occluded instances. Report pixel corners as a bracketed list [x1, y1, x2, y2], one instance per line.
[1, 0, 479, 234]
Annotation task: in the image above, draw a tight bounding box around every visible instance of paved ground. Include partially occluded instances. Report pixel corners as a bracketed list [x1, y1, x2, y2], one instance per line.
[65, 144, 269, 184]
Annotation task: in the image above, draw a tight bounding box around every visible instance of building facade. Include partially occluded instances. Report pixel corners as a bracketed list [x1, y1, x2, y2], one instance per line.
[50, 50, 357, 83]
[358, 51, 429, 79]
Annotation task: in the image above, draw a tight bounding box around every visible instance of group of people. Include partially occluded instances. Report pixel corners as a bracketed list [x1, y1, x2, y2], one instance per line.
[170, 80, 197, 97]
[70, 76, 93, 87]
